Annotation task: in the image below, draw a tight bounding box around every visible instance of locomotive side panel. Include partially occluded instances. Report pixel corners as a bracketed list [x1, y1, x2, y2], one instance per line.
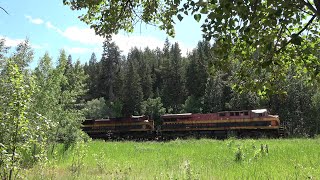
[81, 116, 154, 139]
[160, 109, 281, 138]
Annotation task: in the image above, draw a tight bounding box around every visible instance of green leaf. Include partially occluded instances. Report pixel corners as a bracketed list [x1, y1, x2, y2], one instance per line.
[194, 14, 201, 22]
[177, 14, 183, 21]
[200, 7, 208, 14]
[261, 60, 272, 68]
[208, 12, 215, 19]
[266, 42, 272, 51]
[291, 34, 303, 46]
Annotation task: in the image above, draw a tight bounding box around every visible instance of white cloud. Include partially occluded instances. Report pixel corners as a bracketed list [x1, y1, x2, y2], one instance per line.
[112, 34, 161, 55]
[113, 34, 192, 56]
[46, 21, 54, 29]
[64, 46, 102, 55]
[0, 35, 47, 50]
[46, 21, 63, 34]
[25, 16, 192, 56]
[32, 43, 49, 50]
[25, 15, 44, 25]
[62, 26, 104, 45]
[0, 35, 24, 47]
[65, 47, 91, 54]
[56, 26, 191, 56]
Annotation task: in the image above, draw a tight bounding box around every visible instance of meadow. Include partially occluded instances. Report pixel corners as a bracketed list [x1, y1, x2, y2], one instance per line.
[26, 138, 320, 179]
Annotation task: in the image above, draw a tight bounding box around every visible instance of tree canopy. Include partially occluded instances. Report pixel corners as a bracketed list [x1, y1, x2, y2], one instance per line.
[64, 0, 320, 92]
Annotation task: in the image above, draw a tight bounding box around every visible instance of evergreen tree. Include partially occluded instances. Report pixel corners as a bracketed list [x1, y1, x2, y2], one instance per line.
[99, 39, 121, 101]
[84, 52, 100, 100]
[128, 47, 152, 99]
[182, 95, 203, 113]
[269, 71, 315, 136]
[11, 39, 33, 70]
[67, 54, 73, 67]
[186, 41, 209, 98]
[113, 56, 125, 102]
[52, 50, 87, 146]
[151, 48, 163, 97]
[203, 72, 224, 113]
[162, 42, 186, 112]
[122, 60, 143, 116]
[229, 91, 261, 110]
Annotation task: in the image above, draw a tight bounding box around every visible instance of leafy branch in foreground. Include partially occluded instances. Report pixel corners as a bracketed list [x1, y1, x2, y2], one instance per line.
[0, 60, 50, 180]
[64, 0, 320, 92]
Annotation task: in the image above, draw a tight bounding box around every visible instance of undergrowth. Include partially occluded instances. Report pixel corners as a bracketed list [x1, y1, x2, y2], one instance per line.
[24, 138, 320, 179]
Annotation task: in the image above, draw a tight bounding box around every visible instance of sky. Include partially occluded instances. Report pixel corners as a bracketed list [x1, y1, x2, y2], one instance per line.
[0, 0, 204, 67]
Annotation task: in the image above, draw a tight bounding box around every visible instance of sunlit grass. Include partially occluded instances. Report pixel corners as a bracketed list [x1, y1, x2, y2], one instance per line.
[25, 138, 320, 179]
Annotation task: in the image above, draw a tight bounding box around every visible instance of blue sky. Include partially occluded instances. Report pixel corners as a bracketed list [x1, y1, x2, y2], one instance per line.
[0, 0, 204, 67]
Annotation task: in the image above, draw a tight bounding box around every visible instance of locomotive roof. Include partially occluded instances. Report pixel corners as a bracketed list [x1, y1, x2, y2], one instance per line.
[162, 113, 192, 118]
[162, 109, 268, 118]
[251, 109, 267, 113]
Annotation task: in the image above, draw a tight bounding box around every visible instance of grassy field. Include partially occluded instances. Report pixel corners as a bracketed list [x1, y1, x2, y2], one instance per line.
[26, 138, 320, 179]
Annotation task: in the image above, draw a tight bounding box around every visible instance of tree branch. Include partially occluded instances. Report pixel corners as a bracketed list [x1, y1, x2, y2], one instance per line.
[276, 15, 316, 53]
[0, 6, 9, 15]
[314, 0, 320, 15]
[300, 0, 320, 17]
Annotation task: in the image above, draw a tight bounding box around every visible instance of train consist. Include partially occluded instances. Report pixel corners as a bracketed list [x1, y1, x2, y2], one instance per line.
[82, 109, 284, 140]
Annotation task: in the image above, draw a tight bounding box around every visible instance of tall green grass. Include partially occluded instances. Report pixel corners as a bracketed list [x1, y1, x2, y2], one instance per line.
[26, 138, 320, 179]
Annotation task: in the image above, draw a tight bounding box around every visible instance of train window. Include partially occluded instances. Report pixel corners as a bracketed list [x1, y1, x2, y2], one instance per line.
[258, 113, 263, 117]
[230, 112, 234, 116]
[235, 112, 240, 116]
[244, 111, 249, 115]
[219, 113, 226, 117]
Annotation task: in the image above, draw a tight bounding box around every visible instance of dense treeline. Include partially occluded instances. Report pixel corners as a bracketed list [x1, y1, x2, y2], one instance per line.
[83, 38, 320, 137]
[0, 37, 319, 178]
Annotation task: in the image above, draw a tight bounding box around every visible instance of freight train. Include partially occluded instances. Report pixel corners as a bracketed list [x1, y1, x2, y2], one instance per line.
[82, 109, 285, 140]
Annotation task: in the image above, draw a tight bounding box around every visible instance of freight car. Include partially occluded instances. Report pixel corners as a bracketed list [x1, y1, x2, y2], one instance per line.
[81, 109, 284, 140]
[82, 115, 154, 140]
[160, 109, 282, 139]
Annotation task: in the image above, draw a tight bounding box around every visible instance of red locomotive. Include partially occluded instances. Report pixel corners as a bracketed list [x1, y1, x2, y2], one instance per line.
[82, 115, 154, 139]
[160, 109, 282, 139]
[82, 109, 284, 140]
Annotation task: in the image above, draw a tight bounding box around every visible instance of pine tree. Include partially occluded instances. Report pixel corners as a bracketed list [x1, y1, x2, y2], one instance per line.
[229, 90, 261, 110]
[51, 50, 87, 146]
[203, 72, 224, 113]
[11, 39, 33, 70]
[162, 42, 186, 112]
[84, 52, 100, 100]
[186, 41, 209, 98]
[99, 39, 121, 101]
[122, 60, 143, 116]
[128, 47, 152, 100]
[151, 48, 163, 97]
